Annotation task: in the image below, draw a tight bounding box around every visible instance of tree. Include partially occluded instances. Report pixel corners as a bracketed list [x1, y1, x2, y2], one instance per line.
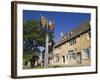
[23, 19, 54, 67]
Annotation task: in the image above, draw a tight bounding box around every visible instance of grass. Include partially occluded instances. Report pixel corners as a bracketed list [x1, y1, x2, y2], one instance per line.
[32, 66, 44, 69]
[30, 65, 64, 69]
[24, 64, 91, 69]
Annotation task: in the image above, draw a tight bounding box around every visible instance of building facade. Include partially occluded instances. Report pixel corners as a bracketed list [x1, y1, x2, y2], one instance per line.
[50, 21, 91, 67]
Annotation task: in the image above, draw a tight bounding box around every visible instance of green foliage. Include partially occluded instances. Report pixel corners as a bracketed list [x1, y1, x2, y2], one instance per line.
[23, 20, 45, 45]
[23, 19, 54, 66]
[23, 52, 31, 63]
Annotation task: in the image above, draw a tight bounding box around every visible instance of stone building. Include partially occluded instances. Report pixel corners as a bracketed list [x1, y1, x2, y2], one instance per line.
[50, 21, 91, 67]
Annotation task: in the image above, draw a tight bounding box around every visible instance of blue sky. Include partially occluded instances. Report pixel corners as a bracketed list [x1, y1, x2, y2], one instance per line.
[23, 10, 91, 43]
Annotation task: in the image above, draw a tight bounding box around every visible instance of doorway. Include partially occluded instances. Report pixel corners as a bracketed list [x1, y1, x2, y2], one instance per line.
[62, 56, 65, 63]
[77, 53, 81, 64]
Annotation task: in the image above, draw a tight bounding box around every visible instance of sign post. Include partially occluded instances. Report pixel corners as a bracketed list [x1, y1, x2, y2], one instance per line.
[40, 16, 54, 68]
[40, 16, 48, 68]
[44, 22, 49, 68]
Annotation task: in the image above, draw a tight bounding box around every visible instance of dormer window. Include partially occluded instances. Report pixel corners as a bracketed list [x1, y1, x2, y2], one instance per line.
[69, 38, 76, 46]
[70, 32, 73, 35]
[64, 35, 67, 39]
[68, 31, 73, 37]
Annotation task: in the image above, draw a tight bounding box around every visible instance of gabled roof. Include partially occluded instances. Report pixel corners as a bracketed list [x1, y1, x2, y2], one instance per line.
[55, 21, 91, 48]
